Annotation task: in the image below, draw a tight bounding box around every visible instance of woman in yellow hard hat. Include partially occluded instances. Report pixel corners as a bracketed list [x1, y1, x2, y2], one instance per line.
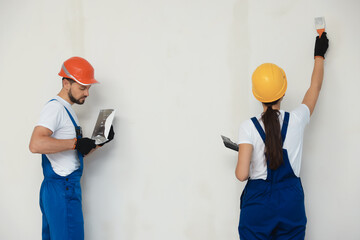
[236, 33, 328, 239]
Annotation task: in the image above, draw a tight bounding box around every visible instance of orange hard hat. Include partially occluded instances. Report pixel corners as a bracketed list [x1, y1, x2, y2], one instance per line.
[58, 57, 99, 85]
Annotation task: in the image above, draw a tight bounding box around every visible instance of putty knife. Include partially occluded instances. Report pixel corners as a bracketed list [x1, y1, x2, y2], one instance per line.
[221, 135, 239, 152]
[315, 17, 325, 38]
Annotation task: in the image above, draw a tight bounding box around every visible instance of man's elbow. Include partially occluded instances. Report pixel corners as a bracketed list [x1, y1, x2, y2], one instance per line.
[29, 141, 40, 154]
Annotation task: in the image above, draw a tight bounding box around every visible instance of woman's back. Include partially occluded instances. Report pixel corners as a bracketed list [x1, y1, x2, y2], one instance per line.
[238, 104, 310, 180]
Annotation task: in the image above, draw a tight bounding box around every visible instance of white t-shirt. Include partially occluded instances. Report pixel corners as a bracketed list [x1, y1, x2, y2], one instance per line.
[37, 96, 80, 176]
[237, 104, 310, 180]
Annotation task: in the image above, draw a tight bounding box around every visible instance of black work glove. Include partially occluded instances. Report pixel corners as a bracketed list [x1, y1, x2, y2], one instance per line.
[98, 125, 115, 147]
[75, 138, 96, 156]
[314, 32, 329, 58]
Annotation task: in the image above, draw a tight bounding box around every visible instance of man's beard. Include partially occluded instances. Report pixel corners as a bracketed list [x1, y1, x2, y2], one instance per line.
[68, 89, 85, 105]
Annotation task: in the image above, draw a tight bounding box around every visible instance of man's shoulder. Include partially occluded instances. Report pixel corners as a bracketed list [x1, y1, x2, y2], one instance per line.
[41, 99, 66, 116]
[45, 99, 64, 109]
[37, 99, 67, 131]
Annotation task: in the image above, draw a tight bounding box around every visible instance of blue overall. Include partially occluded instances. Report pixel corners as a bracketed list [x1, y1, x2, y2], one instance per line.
[39, 99, 84, 240]
[238, 112, 307, 240]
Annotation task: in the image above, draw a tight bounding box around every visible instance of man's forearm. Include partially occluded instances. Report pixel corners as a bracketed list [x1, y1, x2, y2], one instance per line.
[30, 135, 76, 154]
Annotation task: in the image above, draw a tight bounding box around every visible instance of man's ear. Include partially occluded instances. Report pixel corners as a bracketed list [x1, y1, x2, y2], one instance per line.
[62, 78, 71, 90]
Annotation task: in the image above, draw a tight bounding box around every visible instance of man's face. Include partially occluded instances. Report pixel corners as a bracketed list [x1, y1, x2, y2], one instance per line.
[68, 82, 91, 105]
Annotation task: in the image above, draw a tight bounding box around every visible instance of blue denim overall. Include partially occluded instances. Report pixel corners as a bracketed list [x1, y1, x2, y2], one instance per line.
[239, 112, 307, 239]
[39, 99, 84, 240]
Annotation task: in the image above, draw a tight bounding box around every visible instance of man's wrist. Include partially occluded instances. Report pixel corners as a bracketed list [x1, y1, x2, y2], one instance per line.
[72, 138, 77, 150]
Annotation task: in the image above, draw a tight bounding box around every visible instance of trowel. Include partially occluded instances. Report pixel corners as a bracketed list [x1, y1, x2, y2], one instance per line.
[91, 109, 116, 145]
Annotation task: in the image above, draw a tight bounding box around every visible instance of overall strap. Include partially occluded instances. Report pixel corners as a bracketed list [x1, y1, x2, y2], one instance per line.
[251, 112, 290, 144]
[63, 105, 78, 128]
[251, 117, 266, 143]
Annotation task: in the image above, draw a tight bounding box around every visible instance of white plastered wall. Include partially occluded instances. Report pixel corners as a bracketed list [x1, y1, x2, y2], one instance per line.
[0, 0, 359, 239]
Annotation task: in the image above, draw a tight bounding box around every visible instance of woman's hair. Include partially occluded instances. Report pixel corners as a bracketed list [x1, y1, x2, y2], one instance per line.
[261, 99, 283, 170]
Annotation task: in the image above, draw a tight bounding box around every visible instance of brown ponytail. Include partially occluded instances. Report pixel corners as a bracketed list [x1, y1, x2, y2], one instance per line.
[261, 100, 283, 170]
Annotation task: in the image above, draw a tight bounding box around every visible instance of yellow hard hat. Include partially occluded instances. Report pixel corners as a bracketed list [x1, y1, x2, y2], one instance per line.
[252, 63, 287, 103]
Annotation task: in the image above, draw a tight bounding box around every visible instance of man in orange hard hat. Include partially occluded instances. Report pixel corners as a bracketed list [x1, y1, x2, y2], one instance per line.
[29, 56, 114, 240]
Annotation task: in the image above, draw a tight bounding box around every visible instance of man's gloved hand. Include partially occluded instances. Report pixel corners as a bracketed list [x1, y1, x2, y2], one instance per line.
[75, 138, 96, 156]
[314, 32, 329, 58]
[98, 125, 115, 147]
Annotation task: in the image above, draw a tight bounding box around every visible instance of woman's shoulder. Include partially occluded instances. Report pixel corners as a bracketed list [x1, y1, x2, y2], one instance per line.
[240, 116, 259, 129]
[238, 118, 257, 145]
[287, 104, 310, 126]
